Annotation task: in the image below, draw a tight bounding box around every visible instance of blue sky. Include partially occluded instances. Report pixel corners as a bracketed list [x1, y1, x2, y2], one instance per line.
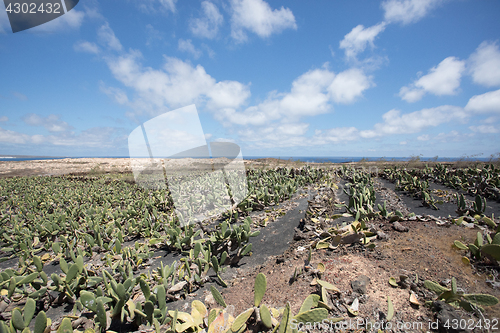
[1, 0, 500, 158]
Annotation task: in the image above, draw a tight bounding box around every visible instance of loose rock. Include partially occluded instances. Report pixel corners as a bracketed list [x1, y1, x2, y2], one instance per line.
[434, 301, 470, 333]
[392, 221, 409, 232]
[351, 275, 370, 294]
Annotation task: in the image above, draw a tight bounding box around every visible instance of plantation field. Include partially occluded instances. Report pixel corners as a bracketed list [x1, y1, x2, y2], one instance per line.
[1, 159, 500, 332]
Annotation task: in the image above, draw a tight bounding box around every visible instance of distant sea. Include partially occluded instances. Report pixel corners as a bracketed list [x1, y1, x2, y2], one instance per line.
[0, 155, 494, 163]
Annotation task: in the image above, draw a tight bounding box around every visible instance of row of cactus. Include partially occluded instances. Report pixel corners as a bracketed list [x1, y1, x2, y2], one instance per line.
[0, 166, 325, 260]
[454, 230, 500, 262]
[238, 166, 325, 215]
[456, 193, 488, 216]
[0, 166, 330, 332]
[0, 299, 49, 333]
[388, 163, 500, 201]
[424, 277, 499, 314]
[207, 273, 334, 333]
[0, 216, 260, 332]
[22, 272, 333, 333]
[336, 167, 403, 221]
[383, 168, 443, 209]
[338, 167, 377, 220]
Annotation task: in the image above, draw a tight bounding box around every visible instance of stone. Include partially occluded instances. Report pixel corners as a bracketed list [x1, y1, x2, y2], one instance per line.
[392, 221, 409, 232]
[376, 230, 389, 241]
[351, 275, 370, 294]
[434, 301, 470, 333]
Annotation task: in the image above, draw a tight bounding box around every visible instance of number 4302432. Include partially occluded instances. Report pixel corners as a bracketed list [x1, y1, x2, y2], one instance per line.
[5, 2, 61, 14]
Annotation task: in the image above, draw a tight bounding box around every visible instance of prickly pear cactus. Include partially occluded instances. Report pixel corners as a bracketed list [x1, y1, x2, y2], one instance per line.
[231, 308, 254, 332]
[463, 294, 499, 306]
[33, 311, 48, 333]
[259, 305, 273, 329]
[480, 244, 500, 260]
[293, 308, 328, 325]
[254, 273, 267, 307]
[210, 286, 227, 308]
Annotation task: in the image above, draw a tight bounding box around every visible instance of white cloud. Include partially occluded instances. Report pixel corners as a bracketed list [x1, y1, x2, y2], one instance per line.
[360, 105, 467, 138]
[215, 66, 373, 126]
[482, 116, 499, 124]
[399, 56, 465, 102]
[239, 124, 363, 149]
[12, 91, 28, 100]
[215, 68, 334, 126]
[136, 0, 177, 14]
[468, 41, 500, 87]
[46, 127, 125, 147]
[99, 82, 130, 105]
[0, 127, 31, 144]
[202, 43, 216, 58]
[98, 23, 122, 51]
[0, 125, 127, 148]
[206, 81, 251, 110]
[469, 125, 499, 134]
[434, 130, 470, 143]
[382, 0, 443, 25]
[0, 6, 9, 33]
[399, 141, 407, 145]
[22, 114, 73, 132]
[213, 137, 236, 143]
[398, 86, 425, 103]
[178, 39, 202, 59]
[230, 0, 297, 42]
[417, 134, 430, 141]
[145, 24, 162, 46]
[0, 116, 8, 122]
[159, 0, 177, 13]
[339, 23, 386, 59]
[103, 48, 250, 116]
[30, 9, 85, 32]
[238, 123, 311, 148]
[315, 127, 359, 144]
[74, 41, 100, 54]
[328, 68, 373, 103]
[278, 68, 334, 117]
[465, 89, 500, 114]
[190, 1, 223, 39]
[106, 52, 215, 110]
[83, 24, 247, 118]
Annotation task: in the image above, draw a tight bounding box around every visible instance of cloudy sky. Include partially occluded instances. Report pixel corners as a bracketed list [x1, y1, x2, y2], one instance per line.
[1, 0, 500, 158]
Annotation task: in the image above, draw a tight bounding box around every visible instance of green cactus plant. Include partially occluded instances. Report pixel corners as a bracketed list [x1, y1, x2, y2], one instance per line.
[425, 277, 499, 313]
[472, 194, 487, 215]
[210, 286, 227, 308]
[33, 311, 48, 333]
[254, 273, 267, 307]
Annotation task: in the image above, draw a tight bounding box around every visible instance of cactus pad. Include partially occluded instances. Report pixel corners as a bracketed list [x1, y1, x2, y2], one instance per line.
[463, 294, 499, 306]
[299, 294, 320, 314]
[424, 280, 450, 294]
[57, 318, 73, 333]
[386, 296, 394, 322]
[293, 308, 328, 325]
[480, 244, 500, 260]
[210, 286, 227, 308]
[260, 305, 273, 329]
[231, 308, 254, 332]
[254, 273, 267, 307]
[33, 311, 47, 333]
